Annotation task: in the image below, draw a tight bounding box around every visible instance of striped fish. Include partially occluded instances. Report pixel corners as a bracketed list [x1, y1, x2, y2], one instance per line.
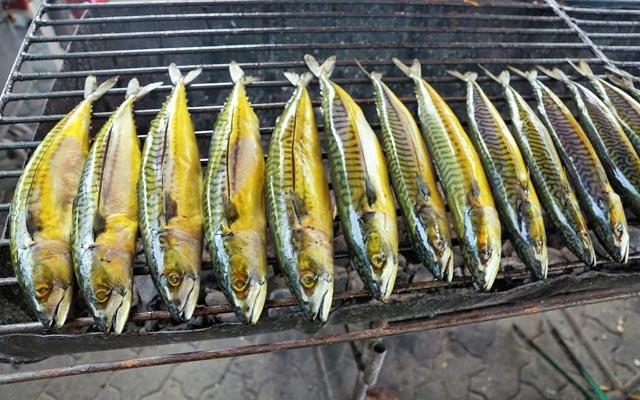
[481, 67, 594, 267]
[138, 64, 204, 321]
[542, 66, 640, 217]
[571, 61, 640, 156]
[393, 58, 501, 291]
[265, 71, 333, 322]
[73, 78, 161, 334]
[10, 75, 117, 329]
[605, 66, 640, 103]
[513, 67, 628, 263]
[305, 55, 398, 301]
[358, 62, 453, 281]
[448, 70, 547, 279]
[204, 62, 267, 324]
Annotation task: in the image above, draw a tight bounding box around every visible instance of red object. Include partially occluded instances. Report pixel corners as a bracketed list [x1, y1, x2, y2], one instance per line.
[7, 0, 29, 10]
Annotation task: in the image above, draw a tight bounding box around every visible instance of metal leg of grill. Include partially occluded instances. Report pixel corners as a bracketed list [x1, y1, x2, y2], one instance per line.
[350, 321, 389, 400]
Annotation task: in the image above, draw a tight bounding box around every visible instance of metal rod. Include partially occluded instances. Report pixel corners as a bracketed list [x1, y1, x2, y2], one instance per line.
[0, 287, 636, 385]
[351, 342, 387, 400]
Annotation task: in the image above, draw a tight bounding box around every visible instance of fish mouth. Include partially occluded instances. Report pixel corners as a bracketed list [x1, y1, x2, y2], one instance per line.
[239, 276, 267, 325]
[614, 233, 630, 264]
[438, 247, 455, 282]
[479, 253, 501, 291]
[302, 275, 333, 322]
[94, 289, 131, 334]
[167, 276, 199, 322]
[376, 258, 398, 303]
[36, 286, 71, 330]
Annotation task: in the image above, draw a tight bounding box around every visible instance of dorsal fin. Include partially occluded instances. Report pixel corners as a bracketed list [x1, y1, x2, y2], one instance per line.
[229, 61, 259, 85]
[304, 54, 336, 78]
[283, 71, 313, 87]
[85, 75, 118, 101]
[479, 65, 510, 87]
[169, 63, 203, 86]
[392, 58, 421, 79]
[446, 70, 478, 82]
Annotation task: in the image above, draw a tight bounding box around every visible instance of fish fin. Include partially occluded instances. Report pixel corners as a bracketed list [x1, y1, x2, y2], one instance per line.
[364, 178, 378, 208]
[354, 60, 383, 80]
[467, 179, 482, 207]
[93, 213, 107, 238]
[25, 209, 38, 238]
[537, 65, 568, 82]
[290, 191, 308, 225]
[567, 60, 594, 79]
[284, 71, 300, 86]
[134, 81, 163, 100]
[447, 70, 478, 82]
[304, 54, 336, 78]
[392, 58, 421, 78]
[125, 78, 140, 99]
[163, 192, 178, 221]
[169, 63, 182, 85]
[223, 194, 239, 226]
[479, 65, 510, 87]
[86, 76, 118, 101]
[184, 67, 203, 85]
[229, 61, 258, 85]
[417, 175, 431, 200]
[284, 71, 313, 88]
[508, 66, 537, 81]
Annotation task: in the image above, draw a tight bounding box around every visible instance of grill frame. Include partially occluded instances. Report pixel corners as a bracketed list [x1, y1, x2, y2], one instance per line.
[0, 0, 639, 380]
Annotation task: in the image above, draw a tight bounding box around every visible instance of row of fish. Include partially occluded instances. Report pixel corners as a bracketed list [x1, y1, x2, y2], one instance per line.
[9, 56, 640, 333]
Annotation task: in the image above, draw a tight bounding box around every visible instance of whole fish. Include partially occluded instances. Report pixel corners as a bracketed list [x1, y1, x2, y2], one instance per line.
[605, 66, 640, 103]
[571, 61, 640, 156]
[265, 71, 333, 322]
[305, 55, 398, 301]
[540, 66, 640, 216]
[512, 67, 628, 263]
[73, 78, 161, 334]
[448, 70, 547, 279]
[204, 62, 267, 324]
[358, 61, 453, 281]
[139, 64, 204, 321]
[481, 67, 595, 266]
[393, 58, 501, 290]
[10, 75, 117, 328]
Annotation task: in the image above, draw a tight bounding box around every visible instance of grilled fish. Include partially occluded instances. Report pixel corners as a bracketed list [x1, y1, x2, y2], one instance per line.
[139, 64, 204, 321]
[204, 62, 267, 324]
[358, 62, 453, 281]
[305, 55, 398, 301]
[73, 78, 161, 334]
[512, 67, 628, 263]
[265, 71, 333, 322]
[393, 58, 501, 290]
[10, 75, 117, 328]
[481, 67, 595, 266]
[541, 66, 640, 217]
[605, 66, 640, 103]
[571, 61, 640, 156]
[448, 70, 547, 279]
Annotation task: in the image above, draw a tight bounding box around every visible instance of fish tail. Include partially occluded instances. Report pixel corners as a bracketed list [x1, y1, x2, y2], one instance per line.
[126, 78, 163, 100]
[304, 54, 336, 78]
[354, 60, 383, 80]
[392, 58, 421, 78]
[537, 65, 568, 82]
[446, 70, 478, 82]
[567, 59, 594, 79]
[283, 71, 313, 88]
[229, 61, 259, 85]
[169, 63, 203, 86]
[478, 65, 510, 87]
[508, 66, 537, 82]
[85, 75, 118, 101]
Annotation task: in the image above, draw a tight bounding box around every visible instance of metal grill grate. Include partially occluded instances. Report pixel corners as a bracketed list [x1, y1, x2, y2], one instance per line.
[0, 0, 640, 381]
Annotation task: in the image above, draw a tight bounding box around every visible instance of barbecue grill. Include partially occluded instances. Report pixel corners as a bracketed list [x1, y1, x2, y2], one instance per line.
[0, 0, 640, 386]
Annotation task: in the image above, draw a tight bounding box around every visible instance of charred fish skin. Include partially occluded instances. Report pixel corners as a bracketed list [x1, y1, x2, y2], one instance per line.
[204, 62, 267, 324]
[73, 79, 162, 334]
[448, 70, 547, 279]
[305, 55, 398, 302]
[138, 64, 204, 321]
[10, 75, 118, 329]
[358, 62, 453, 281]
[543, 66, 640, 217]
[265, 71, 333, 322]
[571, 61, 640, 156]
[516, 67, 628, 263]
[393, 58, 501, 290]
[481, 68, 595, 267]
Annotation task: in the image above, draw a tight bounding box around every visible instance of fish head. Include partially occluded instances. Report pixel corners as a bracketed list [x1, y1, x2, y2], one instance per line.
[421, 207, 454, 280]
[519, 200, 548, 279]
[361, 212, 398, 302]
[83, 245, 133, 334]
[225, 230, 267, 324]
[160, 229, 201, 321]
[294, 228, 334, 322]
[599, 191, 629, 263]
[468, 205, 502, 290]
[25, 240, 73, 329]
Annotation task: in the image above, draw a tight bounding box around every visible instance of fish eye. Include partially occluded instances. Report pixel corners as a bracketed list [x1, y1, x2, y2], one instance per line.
[615, 223, 624, 238]
[481, 248, 493, 264]
[95, 287, 112, 304]
[300, 272, 317, 289]
[370, 253, 386, 269]
[232, 275, 248, 293]
[34, 283, 50, 299]
[167, 272, 183, 288]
